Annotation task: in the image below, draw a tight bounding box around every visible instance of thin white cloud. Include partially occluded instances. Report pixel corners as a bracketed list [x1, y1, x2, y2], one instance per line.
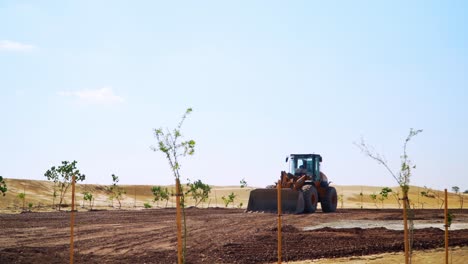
[58, 87, 125, 104]
[0, 40, 35, 52]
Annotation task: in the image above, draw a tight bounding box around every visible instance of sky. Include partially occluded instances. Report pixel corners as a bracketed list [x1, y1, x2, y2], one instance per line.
[0, 1, 467, 191]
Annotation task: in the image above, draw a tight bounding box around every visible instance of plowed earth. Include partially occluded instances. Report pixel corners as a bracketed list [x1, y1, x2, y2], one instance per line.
[1, 208, 467, 263]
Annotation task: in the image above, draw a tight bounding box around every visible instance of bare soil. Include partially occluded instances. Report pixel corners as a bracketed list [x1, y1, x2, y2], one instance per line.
[1, 208, 467, 263]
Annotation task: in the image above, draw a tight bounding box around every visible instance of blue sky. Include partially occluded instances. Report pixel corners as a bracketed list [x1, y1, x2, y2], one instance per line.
[1, 1, 467, 191]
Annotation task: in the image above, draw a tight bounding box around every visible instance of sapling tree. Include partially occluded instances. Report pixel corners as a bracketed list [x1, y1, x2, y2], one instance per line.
[44, 161, 85, 211]
[107, 174, 125, 209]
[83, 191, 94, 210]
[186, 179, 211, 207]
[370, 193, 378, 208]
[451, 186, 464, 210]
[421, 186, 444, 209]
[359, 186, 364, 209]
[17, 192, 26, 211]
[447, 212, 454, 228]
[379, 187, 393, 208]
[239, 178, 248, 208]
[434, 190, 445, 209]
[240, 178, 247, 188]
[420, 186, 434, 198]
[221, 192, 237, 207]
[392, 190, 402, 209]
[359, 192, 364, 209]
[459, 193, 465, 210]
[355, 128, 422, 199]
[338, 194, 344, 208]
[81, 184, 94, 209]
[0, 176, 7, 196]
[356, 128, 422, 263]
[420, 187, 435, 208]
[152, 186, 170, 207]
[151, 107, 195, 264]
[52, 186, 58, 209]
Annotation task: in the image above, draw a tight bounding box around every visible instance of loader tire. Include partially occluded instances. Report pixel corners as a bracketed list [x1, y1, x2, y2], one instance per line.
[321, 187, 337, 213]
[302, 185, 318, 213]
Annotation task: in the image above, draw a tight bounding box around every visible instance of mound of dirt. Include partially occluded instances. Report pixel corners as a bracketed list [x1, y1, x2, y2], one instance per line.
[269, 224, 299, 232]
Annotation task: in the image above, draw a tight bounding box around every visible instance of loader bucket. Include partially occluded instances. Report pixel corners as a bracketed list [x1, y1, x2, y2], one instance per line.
[247, 188, 304, 214]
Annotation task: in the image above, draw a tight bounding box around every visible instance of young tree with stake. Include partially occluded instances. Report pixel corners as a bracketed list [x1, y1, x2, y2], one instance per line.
[44, 161, 85, 211]
[356, 128, 422, 263]
[151, 108, 195, 264]
[107, 174, 125, 209]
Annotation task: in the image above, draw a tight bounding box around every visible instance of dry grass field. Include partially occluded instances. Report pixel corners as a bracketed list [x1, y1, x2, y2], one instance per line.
[0, 178, 465, 212]
[0, 178, 255, 212]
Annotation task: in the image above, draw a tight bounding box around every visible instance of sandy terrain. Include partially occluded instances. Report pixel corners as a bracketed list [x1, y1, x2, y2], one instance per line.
[1, 178, 465, 212]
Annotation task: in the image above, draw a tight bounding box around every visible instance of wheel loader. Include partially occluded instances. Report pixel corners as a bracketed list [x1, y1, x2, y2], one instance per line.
[247, 154, 337, 214]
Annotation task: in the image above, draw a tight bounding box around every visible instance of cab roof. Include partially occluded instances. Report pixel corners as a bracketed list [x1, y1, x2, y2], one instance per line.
[290, 154, 322, 161]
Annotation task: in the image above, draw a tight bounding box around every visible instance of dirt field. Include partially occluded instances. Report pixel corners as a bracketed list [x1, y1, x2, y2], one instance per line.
[1, 208, 467, 263]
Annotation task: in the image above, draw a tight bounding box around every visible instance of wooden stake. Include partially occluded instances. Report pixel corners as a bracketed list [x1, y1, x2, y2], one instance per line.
[70, 174, 76, 264]
[176, 179, 183, 264]
[403, 196, 409, 264]
[277, 180, 282, 264]
[444, 189, 448, 264]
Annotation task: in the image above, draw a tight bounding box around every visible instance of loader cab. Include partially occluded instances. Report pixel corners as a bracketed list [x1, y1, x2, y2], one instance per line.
[288, 154, 322, 182]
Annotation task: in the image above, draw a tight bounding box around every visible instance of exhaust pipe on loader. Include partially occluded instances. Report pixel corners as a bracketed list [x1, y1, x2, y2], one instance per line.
[246, 188, 304, 214]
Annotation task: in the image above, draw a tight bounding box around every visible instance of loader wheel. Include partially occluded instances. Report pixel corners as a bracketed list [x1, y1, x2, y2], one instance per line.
[302, 185, 318, 213]
[321, 187, 337, 213]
